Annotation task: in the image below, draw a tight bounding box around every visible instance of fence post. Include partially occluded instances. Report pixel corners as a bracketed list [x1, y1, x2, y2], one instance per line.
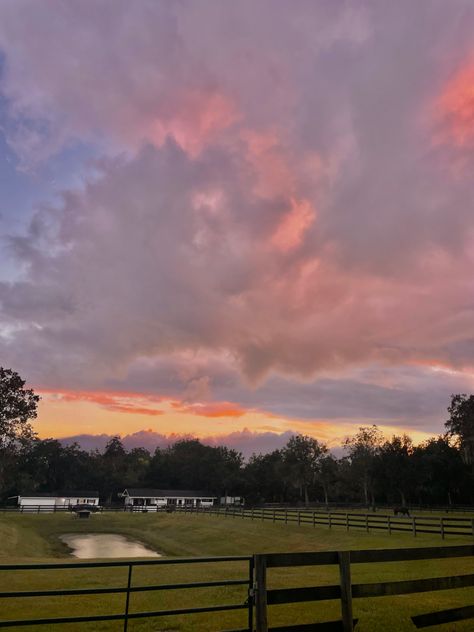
[412, 516, 417, 537]
[298, 511, 301, 526]
[313, 511, 316, 528]
[346, 513, 349, 531]
[338, 551, 353, 632]
[273, 509, 276, 523]
[365, 514, 369, 533]
[285, 509, 288, 525]
[388, 515, 391, 535]
[261, 508, 264, 522]
[441, 517, 445, 540]
[328, 512, 332, 529]
[251, 508, 254, 520]
[123, 563, 133, 632]
[255, 555, 268, 632]
[248, 556, 255, 632]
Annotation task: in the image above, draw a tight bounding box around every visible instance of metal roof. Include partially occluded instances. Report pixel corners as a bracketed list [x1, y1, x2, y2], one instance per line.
[17, 491, 99, 498]
[123, 488, 216, 498]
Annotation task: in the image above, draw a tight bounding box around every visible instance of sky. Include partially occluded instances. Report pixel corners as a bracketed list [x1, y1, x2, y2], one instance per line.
[1, 1, 474, 454]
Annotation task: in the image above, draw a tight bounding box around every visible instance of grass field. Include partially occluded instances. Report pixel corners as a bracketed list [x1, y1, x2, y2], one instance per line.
[0, 512, 473, 631]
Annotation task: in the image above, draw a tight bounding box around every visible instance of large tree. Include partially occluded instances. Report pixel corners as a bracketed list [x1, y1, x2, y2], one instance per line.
[0, 367, 39, 449]
[376, 435, 414, 506]
[244, 450, 287, 504]
[0, 367, 39, 497]
[343, 425, 383, 506]
[317, 454, 339, 506]
[413, 435, 467, 506]
[445, 394, 474, 468]
[99, 436, 128, 503]
[282, 434, 328, 505]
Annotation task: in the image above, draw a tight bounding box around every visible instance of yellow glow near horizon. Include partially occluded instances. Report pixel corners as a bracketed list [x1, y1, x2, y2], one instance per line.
[35, 390, 435, 447]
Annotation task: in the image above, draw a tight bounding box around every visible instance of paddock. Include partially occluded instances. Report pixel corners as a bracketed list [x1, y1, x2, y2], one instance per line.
[0, 512, 473, 630]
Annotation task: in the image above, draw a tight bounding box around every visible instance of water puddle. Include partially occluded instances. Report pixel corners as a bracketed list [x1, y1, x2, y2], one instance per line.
[60, 533, 161, 558]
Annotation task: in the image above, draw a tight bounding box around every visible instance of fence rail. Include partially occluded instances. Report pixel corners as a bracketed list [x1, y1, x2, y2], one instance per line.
[253, 544, 474, 631]
[1, 546, 474, 631]
[3, 504, 474, 539]
[197, 506, 474, 539]
[0, 555, 253, 631]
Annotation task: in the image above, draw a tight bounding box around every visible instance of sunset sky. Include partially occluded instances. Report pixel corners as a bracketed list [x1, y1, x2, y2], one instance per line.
[1, 2, 474, 454]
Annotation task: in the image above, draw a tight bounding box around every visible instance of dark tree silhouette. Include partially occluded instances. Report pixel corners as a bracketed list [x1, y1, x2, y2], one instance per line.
[343, 425, 383, 506]
[446, 394, 474, 468]
[282, 435, 328, 505]
[0, 367, 39, 449]
[0, 367, 39, 496]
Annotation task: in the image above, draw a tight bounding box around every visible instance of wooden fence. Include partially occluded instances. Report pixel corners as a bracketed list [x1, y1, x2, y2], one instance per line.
[3, 504, 474, 539]
[0, 555, 254, 631]
[198, 506, 474, 539]
[253, 544, 474, 631]
[0, 545, 473, 630]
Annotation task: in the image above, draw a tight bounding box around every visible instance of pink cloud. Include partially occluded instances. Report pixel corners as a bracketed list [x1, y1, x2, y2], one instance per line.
[271, 197, 316, 252]
[149, 89, 238, 157]
[1, 2, 474, 439]
[436, 56, 474, 147]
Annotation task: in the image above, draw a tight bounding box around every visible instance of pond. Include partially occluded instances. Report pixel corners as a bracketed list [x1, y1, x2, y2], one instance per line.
[60, 533, 161, 558]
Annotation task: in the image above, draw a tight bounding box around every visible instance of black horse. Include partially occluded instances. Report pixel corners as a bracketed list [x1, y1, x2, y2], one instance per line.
[393, 506, 410, 516]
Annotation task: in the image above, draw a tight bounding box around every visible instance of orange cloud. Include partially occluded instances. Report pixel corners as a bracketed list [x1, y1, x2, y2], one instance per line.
[436, 58, 474, 146]
[39, 388, 249, 420]
[39, 388, 165, 416]
[173, 401, 247, 418]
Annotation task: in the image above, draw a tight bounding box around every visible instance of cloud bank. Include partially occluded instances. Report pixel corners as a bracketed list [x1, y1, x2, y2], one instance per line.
[1, 2, 474, 437]
[60, 428, 296, 460]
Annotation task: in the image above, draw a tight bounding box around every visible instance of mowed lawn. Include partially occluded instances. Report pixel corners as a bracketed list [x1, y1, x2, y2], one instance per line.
[0, 512, 473, 631]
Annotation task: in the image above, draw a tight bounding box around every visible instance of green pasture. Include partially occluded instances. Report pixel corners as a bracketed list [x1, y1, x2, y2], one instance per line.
[0, 512, 473, 631]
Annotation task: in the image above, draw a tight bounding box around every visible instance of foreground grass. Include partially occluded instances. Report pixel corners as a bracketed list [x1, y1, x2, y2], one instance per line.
[0, 512, 473, 631]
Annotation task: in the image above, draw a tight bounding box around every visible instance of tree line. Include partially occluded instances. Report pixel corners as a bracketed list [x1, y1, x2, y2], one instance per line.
[1, 367, 473, 507]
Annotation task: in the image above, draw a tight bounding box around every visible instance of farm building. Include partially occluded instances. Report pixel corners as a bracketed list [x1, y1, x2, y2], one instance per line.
[121, 488, 216, 510]
[220, 496, 244, 506]
[14, 491, 100, 511]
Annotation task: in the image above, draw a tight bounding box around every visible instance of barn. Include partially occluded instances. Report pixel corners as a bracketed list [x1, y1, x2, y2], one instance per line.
[121, 488, 216, 511]
[15, 491, 100, 512]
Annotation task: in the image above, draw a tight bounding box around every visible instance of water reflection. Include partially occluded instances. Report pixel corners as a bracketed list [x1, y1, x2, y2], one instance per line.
[60, 533, 161, 558]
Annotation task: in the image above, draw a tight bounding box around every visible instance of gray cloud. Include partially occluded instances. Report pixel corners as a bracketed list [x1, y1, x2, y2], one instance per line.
[0, 2, 474, 434]
[60, 428, 295, 460]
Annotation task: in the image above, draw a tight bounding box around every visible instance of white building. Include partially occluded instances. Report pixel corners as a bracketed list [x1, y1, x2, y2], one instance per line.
[121, 488, 216, 511]
[220, 496, 244, 506]
[15, 491, 100, 512]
